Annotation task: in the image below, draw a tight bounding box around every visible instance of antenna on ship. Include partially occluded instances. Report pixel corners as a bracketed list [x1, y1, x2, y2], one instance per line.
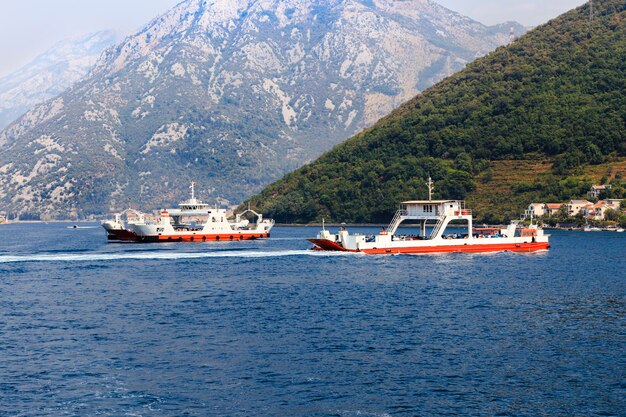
[427, 177, 434, 201]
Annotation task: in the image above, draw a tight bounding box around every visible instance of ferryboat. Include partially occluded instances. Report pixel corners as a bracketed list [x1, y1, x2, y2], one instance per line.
[102, 183, 274, 242]
[308, 180, 550, 254]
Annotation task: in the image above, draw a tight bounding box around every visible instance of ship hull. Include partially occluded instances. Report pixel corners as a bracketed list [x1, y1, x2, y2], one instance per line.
[106, 229, 140, 241]
[308, 239, 550, 254]
[136, 232, 270, 243]
[102, 221, 140, 241]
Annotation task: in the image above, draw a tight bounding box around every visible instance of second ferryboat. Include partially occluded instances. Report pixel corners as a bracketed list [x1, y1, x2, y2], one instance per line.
[103, 183, 274, 242]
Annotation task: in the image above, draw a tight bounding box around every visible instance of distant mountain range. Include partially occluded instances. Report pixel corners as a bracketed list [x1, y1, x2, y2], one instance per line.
[0, 0, 525, 218]
[0, 31, 120, 131]
[244, 0, 626, 223]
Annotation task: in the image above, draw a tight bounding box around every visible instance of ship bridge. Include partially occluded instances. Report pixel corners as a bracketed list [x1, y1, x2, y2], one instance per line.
[387, 200, 471, 238]
[400, 200, 466, 219]
[175, 181, 211, 213]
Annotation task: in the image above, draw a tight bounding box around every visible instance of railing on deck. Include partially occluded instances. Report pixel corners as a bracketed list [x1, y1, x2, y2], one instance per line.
[429, 215, 446, 239]
[387, 209, 407, 235]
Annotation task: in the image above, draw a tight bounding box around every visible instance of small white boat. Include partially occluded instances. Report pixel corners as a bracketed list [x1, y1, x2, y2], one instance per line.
[616, 228, 625, 233]
[583, 225, 602, 232]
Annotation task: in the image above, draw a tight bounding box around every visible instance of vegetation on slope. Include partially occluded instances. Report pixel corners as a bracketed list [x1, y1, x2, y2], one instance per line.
[244, 0, 625, 223]
[468, 158, 626, 223]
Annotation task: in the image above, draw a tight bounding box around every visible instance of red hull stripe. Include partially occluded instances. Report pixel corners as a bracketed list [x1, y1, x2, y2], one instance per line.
[308, 239, 351, 251]
[308, 239, 549, 254]
[155, 233, 270, 242]
[108, 230, 270, 243]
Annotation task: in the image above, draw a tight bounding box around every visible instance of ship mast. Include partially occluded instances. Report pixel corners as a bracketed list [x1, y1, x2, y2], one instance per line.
[190, 181, 196, 201]
[427, 177, 434, 201]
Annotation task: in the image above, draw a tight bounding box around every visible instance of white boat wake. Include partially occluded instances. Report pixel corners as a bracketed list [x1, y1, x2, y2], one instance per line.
[0, 250, 356, 264]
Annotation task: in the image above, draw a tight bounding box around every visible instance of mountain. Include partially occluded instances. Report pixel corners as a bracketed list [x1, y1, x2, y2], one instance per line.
[244, 0, 626, 223]
[0, 31, 120, 131]
[0, 0, 522, 218]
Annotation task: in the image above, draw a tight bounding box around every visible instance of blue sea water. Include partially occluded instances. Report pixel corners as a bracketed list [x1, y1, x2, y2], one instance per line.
[0, 223, 624, 416]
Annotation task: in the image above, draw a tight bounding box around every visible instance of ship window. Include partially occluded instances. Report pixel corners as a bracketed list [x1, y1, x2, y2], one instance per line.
[424, 205, 433, 213]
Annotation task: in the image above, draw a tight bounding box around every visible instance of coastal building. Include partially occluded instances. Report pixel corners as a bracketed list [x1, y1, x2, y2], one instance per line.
[603, 199, 622, 209]
[524, 203, 546, 218]
[581, 200, 621, 220]
[0, 214, 6, 224]
[587, 184, 612, 199]
[567, 199, 593, 217]
[521, 202, 564, 219]
[526, 203, 546, 217]
[521, 199, 621, 220]
[545, 203, 563, 216]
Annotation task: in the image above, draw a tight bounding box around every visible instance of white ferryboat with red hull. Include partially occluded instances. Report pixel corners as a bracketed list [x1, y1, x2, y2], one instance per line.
[308, 183, 550, 254]
[103, 183, 274, 242]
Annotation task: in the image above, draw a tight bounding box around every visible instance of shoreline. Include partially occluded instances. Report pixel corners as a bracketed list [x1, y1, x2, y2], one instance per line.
[2, 221, 622, 232]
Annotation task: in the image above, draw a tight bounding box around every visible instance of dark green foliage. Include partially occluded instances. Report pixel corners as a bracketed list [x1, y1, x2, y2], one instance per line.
[245, 0, 626, 223]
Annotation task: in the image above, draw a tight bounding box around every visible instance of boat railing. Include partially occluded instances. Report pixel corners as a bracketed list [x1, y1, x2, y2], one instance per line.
[387, 209, 408, 235]
[429, 215, 447, 239]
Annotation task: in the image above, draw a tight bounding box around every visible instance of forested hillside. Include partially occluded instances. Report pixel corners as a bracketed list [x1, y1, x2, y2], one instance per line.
[245, 0, 626, 223]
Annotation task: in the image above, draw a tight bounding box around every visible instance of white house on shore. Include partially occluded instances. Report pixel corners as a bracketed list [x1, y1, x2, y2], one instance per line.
[524, 203, 547, 218]
[522, 203, 563, 219]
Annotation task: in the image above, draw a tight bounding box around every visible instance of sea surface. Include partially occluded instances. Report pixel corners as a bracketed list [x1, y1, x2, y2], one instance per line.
[0, 223, 624, 416]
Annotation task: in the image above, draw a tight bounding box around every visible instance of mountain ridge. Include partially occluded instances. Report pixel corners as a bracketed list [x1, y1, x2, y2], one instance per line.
[0, 0, 523, 218]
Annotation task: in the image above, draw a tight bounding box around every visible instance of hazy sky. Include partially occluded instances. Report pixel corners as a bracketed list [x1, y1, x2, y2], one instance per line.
[0, 0, 587, 78]
[437, 0, 586, 25]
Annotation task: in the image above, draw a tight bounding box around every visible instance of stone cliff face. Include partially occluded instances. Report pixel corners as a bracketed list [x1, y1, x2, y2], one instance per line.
[0, 0, 523, 217]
